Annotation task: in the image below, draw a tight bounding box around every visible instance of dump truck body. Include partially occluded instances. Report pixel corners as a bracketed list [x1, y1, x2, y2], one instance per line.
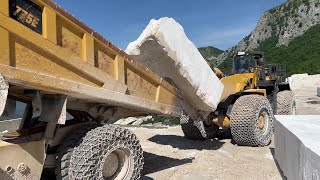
[0, 0, 190, 118]
[0, 0, 201, 179]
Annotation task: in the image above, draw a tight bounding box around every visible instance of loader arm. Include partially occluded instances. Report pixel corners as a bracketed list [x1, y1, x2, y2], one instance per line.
[219, 73, 255, 101]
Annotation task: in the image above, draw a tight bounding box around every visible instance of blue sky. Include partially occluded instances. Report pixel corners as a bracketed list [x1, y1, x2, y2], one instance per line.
[53, 0, 286, 50]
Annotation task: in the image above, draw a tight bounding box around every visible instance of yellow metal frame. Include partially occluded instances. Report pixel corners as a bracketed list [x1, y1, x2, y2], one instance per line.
[220, 73, 255, 100]
[243, 89, 266, 97]
[0, 139, 45, 179]
[220, 69, 266, 101]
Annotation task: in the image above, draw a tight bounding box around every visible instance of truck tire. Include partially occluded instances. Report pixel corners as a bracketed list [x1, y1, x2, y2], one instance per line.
[68, 124, 144, 180]
[230, 95, 274, 146]
[276, 90, 296, 115]
[180, 115, 218, 140]
[55, 123, 98, 180]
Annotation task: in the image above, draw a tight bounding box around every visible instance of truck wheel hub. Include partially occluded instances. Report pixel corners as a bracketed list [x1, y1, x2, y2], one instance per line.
[102, 148, 132, 179]
[258, 112, 266, 129]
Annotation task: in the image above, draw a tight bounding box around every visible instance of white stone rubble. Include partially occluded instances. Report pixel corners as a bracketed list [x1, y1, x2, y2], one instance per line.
[288, 73, 320, 91]
[114, 116, 152, 125]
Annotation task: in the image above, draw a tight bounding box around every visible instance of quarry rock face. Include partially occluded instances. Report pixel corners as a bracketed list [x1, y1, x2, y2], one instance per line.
[217, 0, 320, 65]
[126, 17, 224, 112]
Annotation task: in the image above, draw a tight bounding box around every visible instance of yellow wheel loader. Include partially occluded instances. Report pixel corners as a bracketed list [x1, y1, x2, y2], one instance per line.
[181, 51, 296, 146]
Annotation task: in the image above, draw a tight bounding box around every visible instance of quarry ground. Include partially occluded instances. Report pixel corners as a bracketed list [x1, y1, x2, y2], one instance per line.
[128, 86, 320, 180]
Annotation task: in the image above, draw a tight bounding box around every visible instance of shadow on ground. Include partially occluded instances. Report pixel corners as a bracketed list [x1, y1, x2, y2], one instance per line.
[148, 134, 225, 150]
[269, 147, 287, 180]
[142, 151, 193, 177]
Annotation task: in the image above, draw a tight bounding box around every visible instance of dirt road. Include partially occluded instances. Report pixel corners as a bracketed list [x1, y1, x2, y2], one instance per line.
[129, 126, 282, 180]
[128, 86, 320, 180]
[294, 87, 320, 115]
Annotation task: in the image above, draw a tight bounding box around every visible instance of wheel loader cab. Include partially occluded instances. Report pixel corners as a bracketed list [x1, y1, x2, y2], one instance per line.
[219, 51, 266, 101]
[231, 51, 266, 75]
[232, 52, 257, 74]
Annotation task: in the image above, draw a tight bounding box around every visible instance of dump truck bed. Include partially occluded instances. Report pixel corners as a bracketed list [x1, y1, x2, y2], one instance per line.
[0, 0, 184, 117]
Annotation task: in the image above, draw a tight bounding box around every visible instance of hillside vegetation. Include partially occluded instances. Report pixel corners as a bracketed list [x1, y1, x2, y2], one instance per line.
[257, 24, 320, 75]
[217, 24, 320, 75]
[198, 46, 224, 69]
[214, 0, 320, 75]
[198, 46, 224, 59]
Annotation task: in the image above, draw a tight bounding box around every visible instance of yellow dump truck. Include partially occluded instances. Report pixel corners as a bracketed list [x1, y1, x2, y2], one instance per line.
[0, 0, 202, 179]
[0, 0, 294, 179]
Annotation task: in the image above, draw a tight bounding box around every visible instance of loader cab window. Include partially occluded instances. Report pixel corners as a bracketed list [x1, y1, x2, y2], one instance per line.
[233, 55, 250, 74]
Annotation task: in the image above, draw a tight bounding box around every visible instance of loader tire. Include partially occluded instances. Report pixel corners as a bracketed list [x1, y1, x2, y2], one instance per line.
[55, 123, 98, 180]
[276, 90, 296, 115]
[69, 124, 144, 180]
[230, 95, 274, 146]
[180, 115, 218, 140]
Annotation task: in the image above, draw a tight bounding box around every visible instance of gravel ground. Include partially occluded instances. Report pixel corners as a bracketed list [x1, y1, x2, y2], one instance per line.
[294, 87, 320, 115]
[127, 86, 320, 180]
[129, 126, 282, 180]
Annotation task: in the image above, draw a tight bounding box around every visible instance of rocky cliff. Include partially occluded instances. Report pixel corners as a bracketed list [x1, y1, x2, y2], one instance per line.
[217, 0, 320, 70]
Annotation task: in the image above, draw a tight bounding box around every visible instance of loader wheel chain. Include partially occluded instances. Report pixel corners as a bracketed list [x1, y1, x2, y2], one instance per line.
[55, 123, 98, 180]
[180, 115, 218, 140]
[230, 95, 274, 146]
[276, 90, 296, 115]
[69, 124, 144, 180]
